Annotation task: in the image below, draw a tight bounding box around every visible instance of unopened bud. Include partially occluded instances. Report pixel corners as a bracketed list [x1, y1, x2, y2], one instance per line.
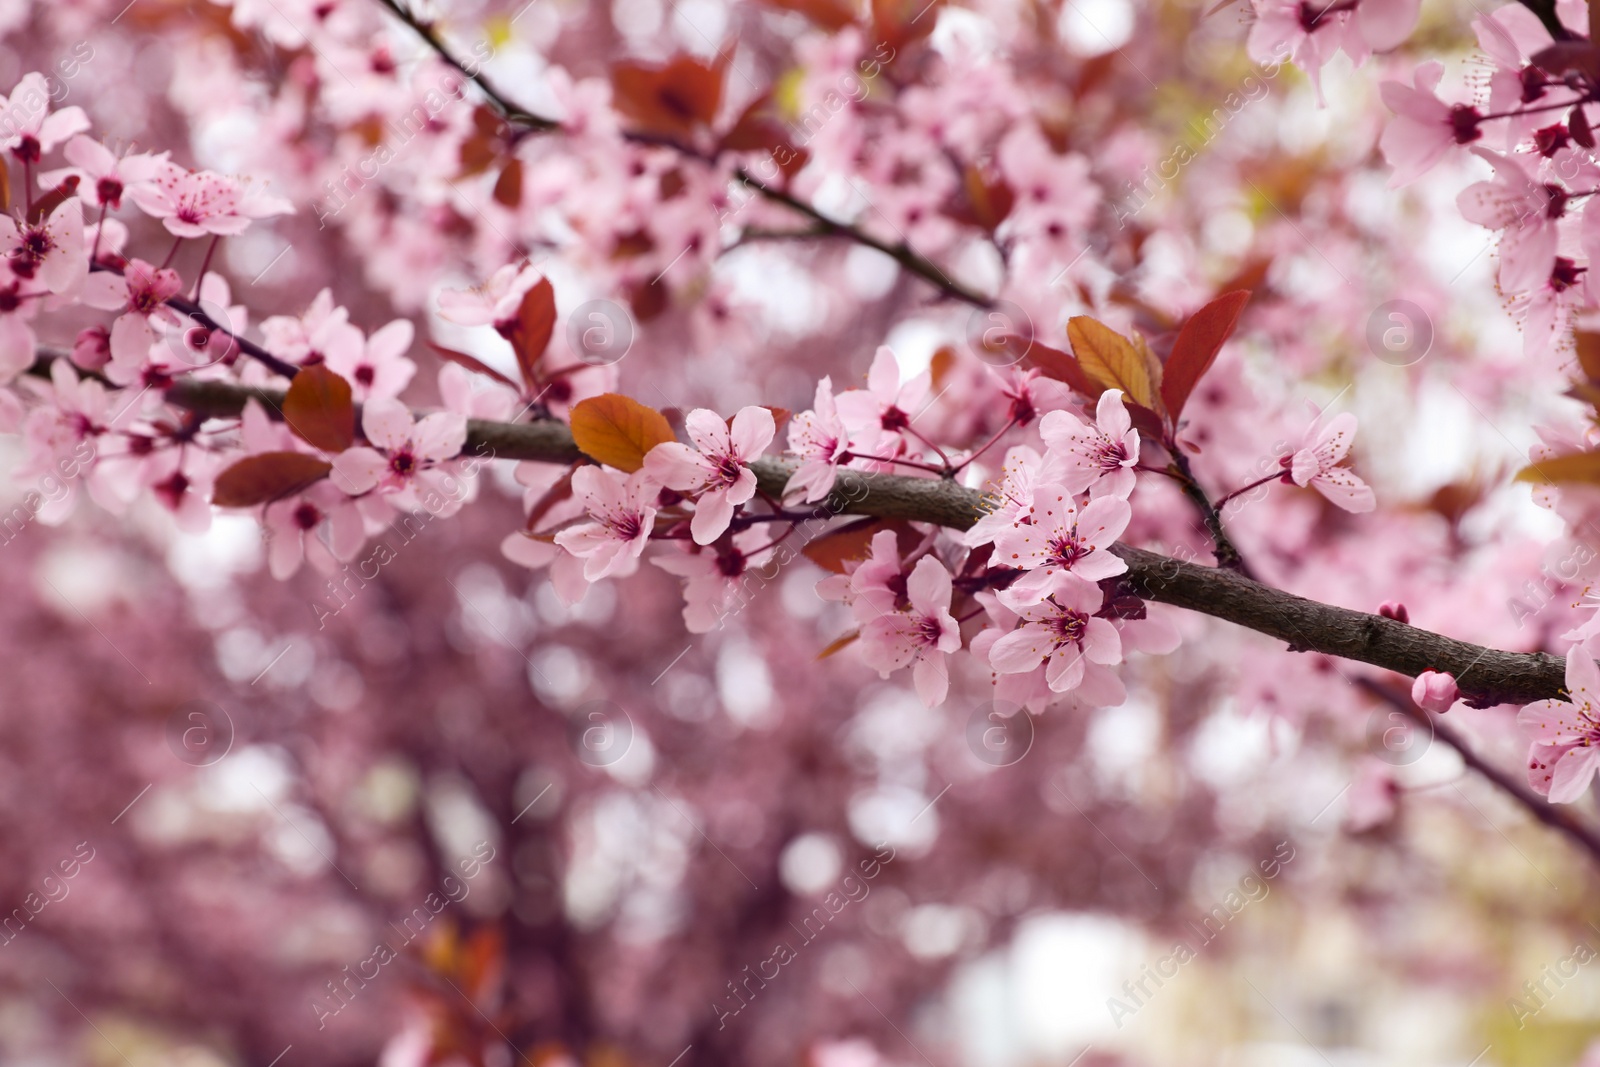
[1378, 601, 1409, 624]
[1411, 670, 1458, 713]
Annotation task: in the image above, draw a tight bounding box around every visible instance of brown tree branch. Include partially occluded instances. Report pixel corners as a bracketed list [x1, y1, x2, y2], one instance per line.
[370, 0, 995, 309]
[1164, 448, 1251, 577]
[162, 375, 1571, 707]
[371, 0, 560, 133]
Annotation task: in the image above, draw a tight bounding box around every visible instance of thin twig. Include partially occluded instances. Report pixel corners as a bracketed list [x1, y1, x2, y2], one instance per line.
[1357, 678, 1600, 869]
[371, 0, 994, 309]
[371, 0, 559, 132]
[1167, 448, 1251, 577]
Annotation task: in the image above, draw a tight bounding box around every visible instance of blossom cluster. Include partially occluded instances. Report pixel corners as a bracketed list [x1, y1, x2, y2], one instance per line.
[1371, 2, 1600, 358]
[7, 0, 1600, 816]
[510, 364, 1376, 713]
[0, 67, 1390, 724]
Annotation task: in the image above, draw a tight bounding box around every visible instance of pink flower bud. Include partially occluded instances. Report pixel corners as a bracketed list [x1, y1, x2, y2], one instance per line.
[1411, 670, 1458, 713]
[72, 325, 111, 370]
[1378, 601, 1409, 623]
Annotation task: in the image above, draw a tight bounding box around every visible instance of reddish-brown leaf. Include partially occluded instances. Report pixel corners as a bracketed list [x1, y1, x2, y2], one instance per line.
[763, 406, 792, 434]
[718, 94, 810, 177]
[1532, 41, 1600, 80]
[458, 106, 508, 179]
[1573, 105, 1596, 149]
[871, 0, 942, 54]
[1024, 339, 1102, 399]
[1160, 289, 1251, 419]
[950, 164, 1015, 232]
[458, 133, 497, 179]
[929, 345, 958, 391]
[629, 276, 671, 322]
[801, 517, 919, 574]
[611, 55, 727, 140]
[1577, 331, 1600, 384]
[213, 452, 332, 507]
[1123, 402, 1170, 441]
[513, 277, 556, 390]
[817, 628, 861, 659]
[1517, 450, 1600, 486]
[1067, 316, 1165, 417]
[282, 364, 356, 452]
[524, 467, 577, 531]
[493, 158, 524, 208]
[473, 105, 508, 138]
[757, 0, 858, 30]
[29, 177, 78, 224]
[569, 394, 676, 473]
[429, 342, 521, 391]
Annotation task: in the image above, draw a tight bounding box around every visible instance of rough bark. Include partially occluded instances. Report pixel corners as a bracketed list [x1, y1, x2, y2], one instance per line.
[164, 377, 1571, 706]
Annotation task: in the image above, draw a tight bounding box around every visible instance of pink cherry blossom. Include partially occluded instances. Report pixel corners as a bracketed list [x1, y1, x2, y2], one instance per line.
[1247, 2, 1353, 103]
[1378, 601, 1410, 623]
[784, 376, 850, 505]
[989, 572, 1121, 694]
[330, 399, 468, 511]
[1411, 670, 1458, 713]
[40, 137, 168, 211]
[71, 324, 109, 371]
[970, 586, 1129, 711]
[0, 269, 45, 382]
[78, 258, 183, 383]
[0, 197, 86, 295]
[835, 346, 930, 463]
[260, 289, 348, 365]
[18, 358, 112, 504]
[837, 527, 918, 624]
[144, 446, 216, 534]
[859, 555, 962, 706]
[1038, 389, 1140, 498]
[1456, 148, 1564, 296]
[965, 445, 1066, 548]
[0, 72, 88, 162]
[128, 163, 293, 238]
[1520, 646, 1600, 803]
[438, 362, 516, 421]
[500, 461, 590, 601]
[437, 262, 544, 334]
[323, 319, 417, 401]
[263, 481, 365, 580]
[1378, 62, 1483, 187]
[1519, 256, 1588, 360]
[1471, 4, 1560, 150]
[553, 466, 659, 581]
[993, 486, 1132, 602]
[995, 125, 1100, 256]
[1287, 412, 1375, 513]
[993, 368, 1074, 429]
[643, 406, 775, 544]
[652, 530, 776, 633]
